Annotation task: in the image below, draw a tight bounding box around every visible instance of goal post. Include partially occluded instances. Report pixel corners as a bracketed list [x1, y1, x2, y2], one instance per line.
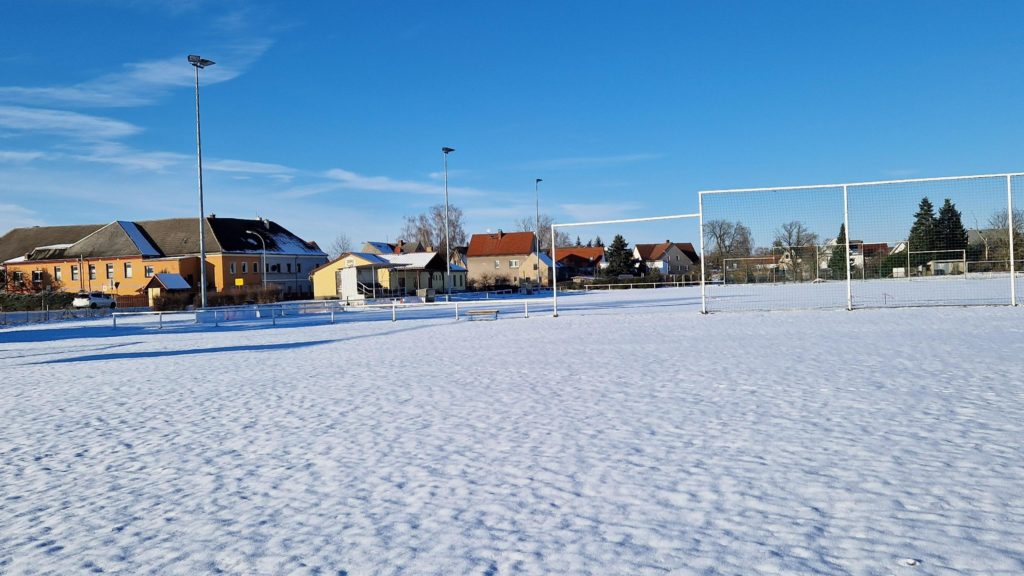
[550, 212, 701, 317]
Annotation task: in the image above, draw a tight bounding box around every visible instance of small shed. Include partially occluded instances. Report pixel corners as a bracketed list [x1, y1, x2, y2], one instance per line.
[144, 273, 192, 307]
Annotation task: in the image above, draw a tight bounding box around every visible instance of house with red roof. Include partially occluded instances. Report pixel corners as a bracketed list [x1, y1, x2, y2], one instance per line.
[466, 230, 547, 287]
[633, 241, 700, 281]
[552, 246, 606, 278]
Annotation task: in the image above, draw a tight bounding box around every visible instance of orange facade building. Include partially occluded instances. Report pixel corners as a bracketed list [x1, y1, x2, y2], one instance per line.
[1, 217, 328, 300]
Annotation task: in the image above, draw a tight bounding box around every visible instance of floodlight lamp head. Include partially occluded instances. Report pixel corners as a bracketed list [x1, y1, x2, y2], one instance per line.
[441, 147, 455, 154]
[536, 178, 543, 183]
[188, 54, 215, 68]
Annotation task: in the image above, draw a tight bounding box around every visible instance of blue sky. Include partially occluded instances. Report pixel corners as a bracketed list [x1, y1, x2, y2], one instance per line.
[2, 1, 1023, 250]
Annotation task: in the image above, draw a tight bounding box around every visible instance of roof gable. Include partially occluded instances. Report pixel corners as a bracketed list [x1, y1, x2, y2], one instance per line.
[0, 224, 104, 263]
[553, 246, 605, 262]
[467, 231, 536, 257]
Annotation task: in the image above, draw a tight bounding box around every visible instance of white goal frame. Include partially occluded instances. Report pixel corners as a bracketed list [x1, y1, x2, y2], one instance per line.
[550, 213, 701, 317]
[700, 172, 1022, 311]
[904, 249, 967, 278]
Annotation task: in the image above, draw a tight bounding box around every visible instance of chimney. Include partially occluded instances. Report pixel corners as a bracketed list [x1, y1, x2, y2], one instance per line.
[497, 229, 504, 239]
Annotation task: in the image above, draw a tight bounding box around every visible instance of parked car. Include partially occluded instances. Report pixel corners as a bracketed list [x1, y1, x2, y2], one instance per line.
[72, 291, 116, 309]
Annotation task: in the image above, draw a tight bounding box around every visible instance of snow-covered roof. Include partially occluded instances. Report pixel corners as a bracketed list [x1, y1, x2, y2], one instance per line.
[379, 252, 438, 269]
[345, 252, 391, 265]
[118, 221, 161, 257]
[3, 255, 27, 264]
[151, 273, 191, 290]
[35, 243, 74, 250]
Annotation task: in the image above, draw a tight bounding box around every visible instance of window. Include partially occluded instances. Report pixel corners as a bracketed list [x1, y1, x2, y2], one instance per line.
[144, 266, 154, 278]
[32, 270, 43, 283]
[106, 263, 114, 279]
[54, 267, 62, 282]
[71, 265, 79, 281]
[297, 263, 301, 273]
[241, 262, 247, 274]
[230, 261, 236, 274]
[12, 271, 23, 283]
[253, 261, 259, 273]
[89, 264, 96, 280]
[494, 260, 501, 269]
[510, 259, 520, 268]
[287, 263, 292, 273]
[124, 262, 133, 278]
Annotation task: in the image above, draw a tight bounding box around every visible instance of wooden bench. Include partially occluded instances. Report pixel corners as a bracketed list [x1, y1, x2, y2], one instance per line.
[465, 309, 499, 321]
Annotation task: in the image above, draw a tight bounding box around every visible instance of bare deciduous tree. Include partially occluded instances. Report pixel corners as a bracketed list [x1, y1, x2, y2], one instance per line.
[773, 221, 820, 280]
[327, 233, 353, 259]
[399, 204, 467, 258]
[514, 214, 571, 251]
[703, 219, 753, 272]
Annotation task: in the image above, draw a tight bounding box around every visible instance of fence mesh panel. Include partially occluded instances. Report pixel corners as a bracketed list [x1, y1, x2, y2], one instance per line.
[701, 174, 1021, 312]
[701, 186, 845, 312]
[847, 176, 1011, 307]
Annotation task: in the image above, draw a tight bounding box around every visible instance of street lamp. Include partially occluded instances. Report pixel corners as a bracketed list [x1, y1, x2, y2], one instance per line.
[246, 230, 267, 291]
[189, 54, 214, 308]
[535, 178, 543, 290]
[441, 146, 455, 295]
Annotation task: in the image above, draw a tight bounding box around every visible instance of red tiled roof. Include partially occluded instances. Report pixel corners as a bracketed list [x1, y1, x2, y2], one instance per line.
[553, 246, 605, 262]
[466, 231, 536, 257]
[634, 242, 672, 261]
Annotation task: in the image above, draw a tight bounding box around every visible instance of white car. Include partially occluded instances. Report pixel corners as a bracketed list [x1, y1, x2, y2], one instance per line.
[72, 291, 117, 309]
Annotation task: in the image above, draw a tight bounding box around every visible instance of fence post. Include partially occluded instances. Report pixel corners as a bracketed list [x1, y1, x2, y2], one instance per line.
[455, 302, 459, 320]
[1008, 175, 1017, 306]
[699, 191, 707, 314]
[391, 300, 397, 322]
[159, 312, 163, 329]
[112, 313, 117, 329]
[524, 300, 529, 318]
[331, 309, 335, 324]
[843, 184, 853, 311]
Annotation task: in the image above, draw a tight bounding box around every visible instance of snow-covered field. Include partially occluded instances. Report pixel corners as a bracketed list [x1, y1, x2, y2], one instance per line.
[1, 288, 1023, 575]
[707, 274, 1022, 311]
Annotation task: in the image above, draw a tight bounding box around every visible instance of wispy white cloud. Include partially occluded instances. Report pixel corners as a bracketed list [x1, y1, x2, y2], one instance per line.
[524, 153, 665, 170]
[0, 150, 45, 163]
[559, 202, 646, 222]
[0, 41, 272, 108]
[205, 158, 296, 176]
[71, 142, 188, 172]
[0, 105, 141, 140]
[280, 168, 487, 199]
[0, 202, 45, 232]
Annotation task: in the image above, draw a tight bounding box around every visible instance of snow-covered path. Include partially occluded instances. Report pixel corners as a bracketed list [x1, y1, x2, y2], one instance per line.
[1, 290, 1022, 575]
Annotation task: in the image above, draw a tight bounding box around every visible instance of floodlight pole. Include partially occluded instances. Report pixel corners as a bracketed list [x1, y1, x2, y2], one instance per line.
[189, 54, 215, 308]
[442, 147, 454, 296]
[246, 230, 267, 291]
[535, 178, 543, 290]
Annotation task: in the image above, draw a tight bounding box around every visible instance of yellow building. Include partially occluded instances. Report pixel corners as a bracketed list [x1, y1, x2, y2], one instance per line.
[311, 251, 465, 302]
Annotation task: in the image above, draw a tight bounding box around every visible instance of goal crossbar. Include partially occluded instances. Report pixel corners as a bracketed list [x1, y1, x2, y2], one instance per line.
[550, 213, 701, 316]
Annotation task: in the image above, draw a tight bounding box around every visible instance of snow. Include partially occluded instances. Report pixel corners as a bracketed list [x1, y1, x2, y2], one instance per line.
[1, 288, 1023, 575]
[117, 221, 161, 257]
[380, 252, 438, 269]
[150, 273, 190, 290]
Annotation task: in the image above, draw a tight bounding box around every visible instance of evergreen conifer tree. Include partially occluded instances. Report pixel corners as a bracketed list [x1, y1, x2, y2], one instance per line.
[604, 234, 633, 276]
[907, 197, 937, 267]
[827, 223, 848, 279]
[594, 235, 604, 247]
[936, 198, 968, 253]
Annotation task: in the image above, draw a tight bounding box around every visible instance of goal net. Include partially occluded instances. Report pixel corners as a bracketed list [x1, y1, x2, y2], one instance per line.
[700, 173, 1021, 311]
[550, 213, 701, 317]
